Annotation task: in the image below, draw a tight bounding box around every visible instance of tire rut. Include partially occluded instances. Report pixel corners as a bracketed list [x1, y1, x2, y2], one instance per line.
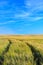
[0, 39, 12, 65]
[26, 42, 43, 65]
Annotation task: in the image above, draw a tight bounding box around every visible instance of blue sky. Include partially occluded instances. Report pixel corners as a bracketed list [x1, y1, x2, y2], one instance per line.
[0, 0, 43, 34]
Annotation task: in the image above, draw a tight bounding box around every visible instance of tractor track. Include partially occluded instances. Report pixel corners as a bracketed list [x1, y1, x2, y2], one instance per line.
[26, 42, 43, 65]
[0, 39, 12, 65]
[0, 40, 43, 65]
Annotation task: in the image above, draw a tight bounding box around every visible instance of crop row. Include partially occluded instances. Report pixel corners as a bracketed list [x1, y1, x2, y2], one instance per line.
[0, 39, 43, 65]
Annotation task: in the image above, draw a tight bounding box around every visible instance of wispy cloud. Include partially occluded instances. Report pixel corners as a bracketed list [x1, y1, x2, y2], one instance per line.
[19, 0, 43, 21]
[0, 20, 15, 25]
[25, 0, 43, 13]
[12, 0, 43, 22]
[0, 0, 43, 26]
[32, 17, 43, 21]
[14, 11, 30, 19]
[14, 12, 43, 21]
[0, 0, 43, 34]
[29, 17, 43, 21]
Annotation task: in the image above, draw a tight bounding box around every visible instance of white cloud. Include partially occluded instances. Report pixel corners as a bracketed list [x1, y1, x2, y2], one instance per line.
[0, 0, 43, 24]
[33, 17, 43, 21]
[0, 20, 15, 25]
[25, 0, 43, 14]
[14, 10, 31, 19]
[15, 0, 42, 21]
[14, 9, 43, 21]
[13, 0, 43, 21]
[27, 17, 43, 21]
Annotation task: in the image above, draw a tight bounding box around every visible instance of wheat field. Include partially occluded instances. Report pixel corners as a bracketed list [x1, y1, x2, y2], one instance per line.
[0, 35, 43, 65]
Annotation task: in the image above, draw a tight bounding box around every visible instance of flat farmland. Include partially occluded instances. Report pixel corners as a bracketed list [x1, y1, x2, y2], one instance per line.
[0, 35, 43, 65]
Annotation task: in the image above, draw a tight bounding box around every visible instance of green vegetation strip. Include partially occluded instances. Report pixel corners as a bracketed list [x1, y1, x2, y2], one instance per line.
[26, 42, 43, 65]
[0, 39, 43, 65]
[0, 39, 12, 65]
[3, 40, 34, 65]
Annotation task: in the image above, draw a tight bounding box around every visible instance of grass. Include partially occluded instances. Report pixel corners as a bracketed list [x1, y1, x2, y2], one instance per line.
[0, 39, 9, 55]
[0, 35, 43, 65]
[3, 40, 34, 65]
